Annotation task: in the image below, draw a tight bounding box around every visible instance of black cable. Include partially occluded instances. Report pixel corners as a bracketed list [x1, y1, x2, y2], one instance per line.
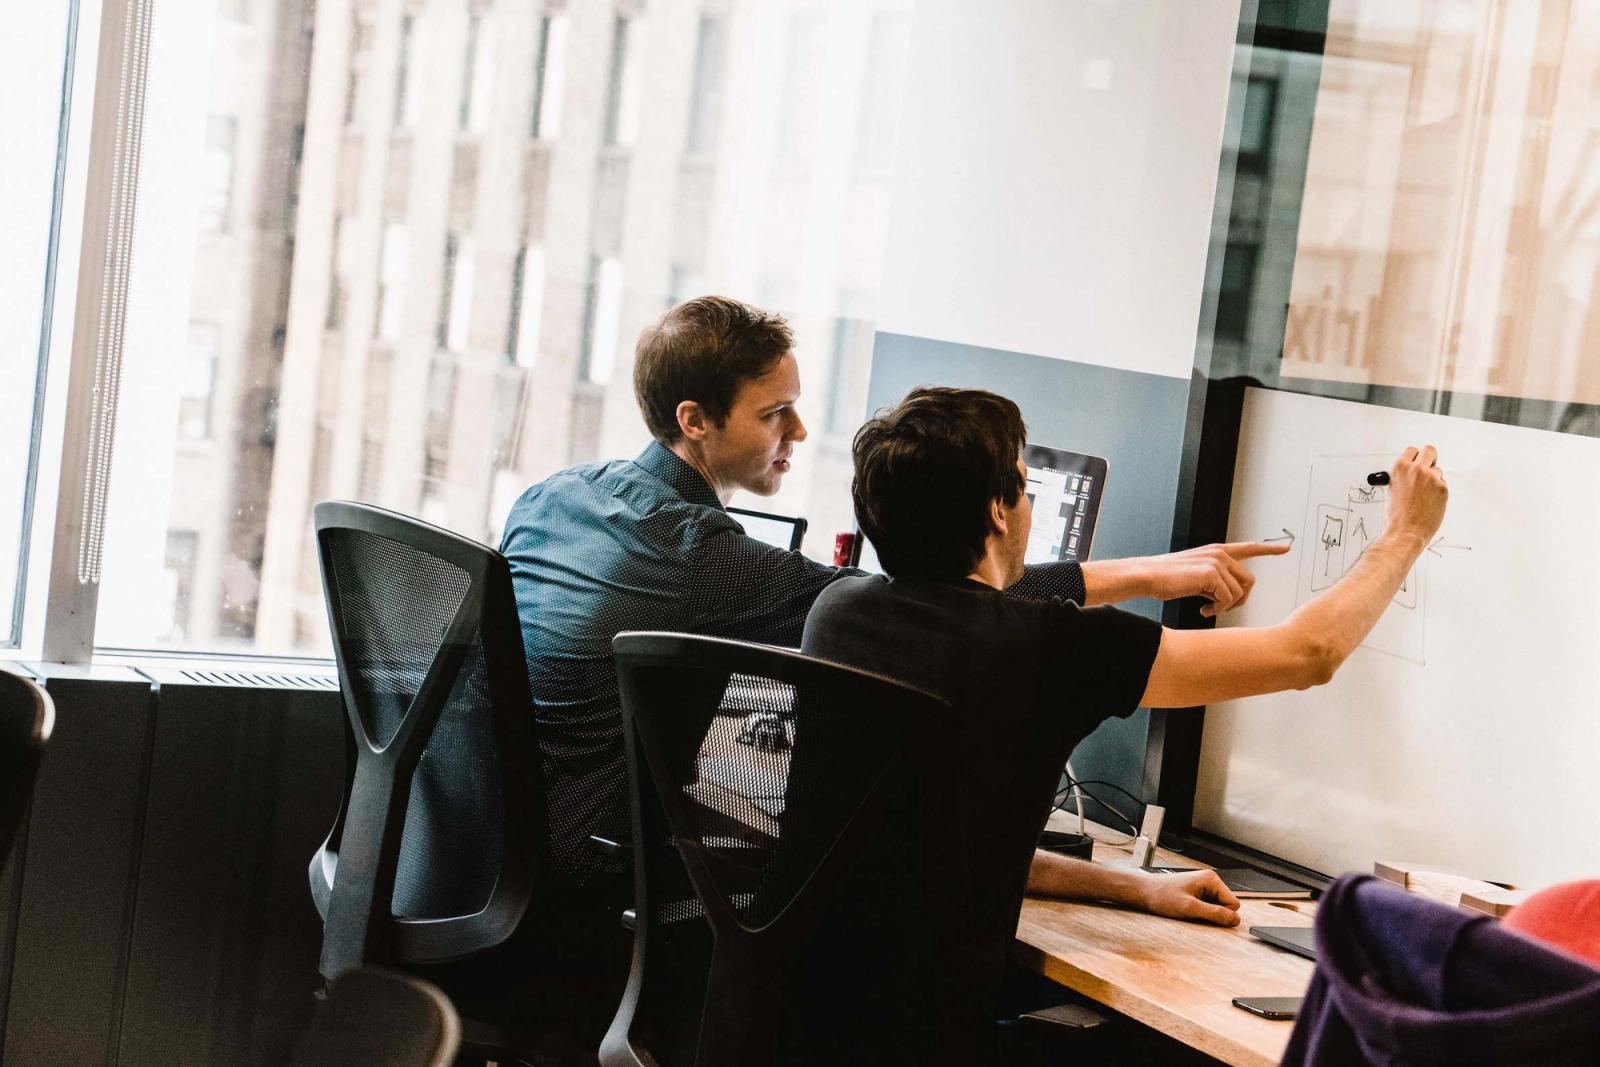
[1053, 780, 1139, 838]
[1055, 775, 1190, 854]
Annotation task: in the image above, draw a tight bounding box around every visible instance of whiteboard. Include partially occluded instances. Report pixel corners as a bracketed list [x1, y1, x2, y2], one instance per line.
[1195, 387, 1600, 889]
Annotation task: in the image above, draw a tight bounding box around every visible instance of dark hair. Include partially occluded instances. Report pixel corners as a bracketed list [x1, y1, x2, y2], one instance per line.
[852, 387, 1028, 579]
[633, 296, 794, 443]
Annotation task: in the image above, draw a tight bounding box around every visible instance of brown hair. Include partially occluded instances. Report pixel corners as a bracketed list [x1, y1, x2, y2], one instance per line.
[852, 387, 1028, 579]
[633, 296, 794, 443]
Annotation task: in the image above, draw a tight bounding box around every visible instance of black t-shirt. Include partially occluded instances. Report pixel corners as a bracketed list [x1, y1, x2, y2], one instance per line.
[800, 573, 1162, 1012]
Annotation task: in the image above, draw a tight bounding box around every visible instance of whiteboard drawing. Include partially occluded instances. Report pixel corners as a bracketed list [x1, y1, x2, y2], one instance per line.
[1296, 454, 1426, 663]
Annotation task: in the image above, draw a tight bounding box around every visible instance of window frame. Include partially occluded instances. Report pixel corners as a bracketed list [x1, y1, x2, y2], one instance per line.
[5, 0, 97, 659]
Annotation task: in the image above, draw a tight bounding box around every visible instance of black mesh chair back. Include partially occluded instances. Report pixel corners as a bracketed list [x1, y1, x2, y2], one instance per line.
[601, 633, 984, 1067]
[288, 966, 460, 1067]
[0, 669, 54, 865]
[308, 501, 545, 980]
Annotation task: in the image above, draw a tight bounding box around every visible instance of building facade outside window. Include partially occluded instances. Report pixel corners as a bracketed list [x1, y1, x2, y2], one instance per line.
[88, 0, 914, 658]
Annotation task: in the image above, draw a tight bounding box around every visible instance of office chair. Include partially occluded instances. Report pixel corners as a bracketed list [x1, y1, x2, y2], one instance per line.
[308, 502, 560, 1060]
[601, 633, 986, 1067]
[288, 965, 460, 1067]
[0, 669, 54, 865]
[1283, 874, 1600, 1065]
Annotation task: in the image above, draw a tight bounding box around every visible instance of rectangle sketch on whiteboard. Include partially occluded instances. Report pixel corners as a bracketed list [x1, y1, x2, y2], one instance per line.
[1299, 454, 1425, 664]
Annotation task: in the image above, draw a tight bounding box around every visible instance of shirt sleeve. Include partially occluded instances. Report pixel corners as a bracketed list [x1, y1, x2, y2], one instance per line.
[1005, 560, 1087, 606]
[1046, 602, 1162, 720]
[686, 524, 857, 646]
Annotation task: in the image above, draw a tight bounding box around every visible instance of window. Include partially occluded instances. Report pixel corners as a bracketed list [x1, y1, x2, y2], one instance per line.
[198, 116, 238, 231]
[580, 256, 624, 385]
[602, 16, 641, 148]
[530, 14, 567, 139]
[1235, 77, 1276, 176]
[685, 17, 725, 155]
[325, 215, 346, 329]
[179, 323, 221, 441]
[377, 222, 408, 341]
[437, 233, 474, 352]
[90, 0, 916, 657]
[343, 13, 369, 128]
[161, 531, 199, 640]
[460, 14, 493, 134]
[394, 14, 415, 129]
[508, 244, 545, 366]
[0, 6, 76, 647]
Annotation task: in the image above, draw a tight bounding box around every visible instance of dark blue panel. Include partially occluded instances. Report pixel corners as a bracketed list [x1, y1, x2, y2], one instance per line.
[865, 332, 1190, 825]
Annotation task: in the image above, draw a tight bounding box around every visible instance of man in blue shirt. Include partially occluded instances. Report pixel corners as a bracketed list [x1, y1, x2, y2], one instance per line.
[500, 296, 1284, 900]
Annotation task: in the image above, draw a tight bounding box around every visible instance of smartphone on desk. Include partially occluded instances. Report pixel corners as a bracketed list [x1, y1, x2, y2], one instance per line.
[1231, 996, 1301, 1020]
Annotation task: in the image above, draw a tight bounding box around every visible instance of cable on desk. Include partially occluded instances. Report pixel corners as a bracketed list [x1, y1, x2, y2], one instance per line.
[1053, 776, 1191, 854]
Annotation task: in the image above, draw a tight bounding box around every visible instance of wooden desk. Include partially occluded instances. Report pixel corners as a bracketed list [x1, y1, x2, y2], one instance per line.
[1015, 815, 1316, 1067]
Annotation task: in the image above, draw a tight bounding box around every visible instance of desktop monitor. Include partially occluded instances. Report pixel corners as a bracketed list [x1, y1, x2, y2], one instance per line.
[850, 441, 1109, 572]
[729, 506, 808, 551]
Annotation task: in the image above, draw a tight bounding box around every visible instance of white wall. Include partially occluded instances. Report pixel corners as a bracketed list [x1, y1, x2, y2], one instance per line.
[878, 0, 1241, 379]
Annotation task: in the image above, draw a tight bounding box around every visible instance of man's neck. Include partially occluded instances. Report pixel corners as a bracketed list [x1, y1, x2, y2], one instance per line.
[669, 440, 734, 505]
[965, 545, 1012, 590]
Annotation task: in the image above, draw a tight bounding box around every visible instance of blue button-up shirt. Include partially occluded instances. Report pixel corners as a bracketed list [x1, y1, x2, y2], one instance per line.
[500, 441, 1087, 884]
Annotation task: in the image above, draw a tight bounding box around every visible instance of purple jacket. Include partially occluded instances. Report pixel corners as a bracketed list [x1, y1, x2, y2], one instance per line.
[1283, 874, 1600, 1066]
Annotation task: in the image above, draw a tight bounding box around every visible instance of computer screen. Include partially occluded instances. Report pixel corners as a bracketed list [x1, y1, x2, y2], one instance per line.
[1021, 443, 1108, 564]
[728, 506, 808, 551]
[850, 442, 1109, 573]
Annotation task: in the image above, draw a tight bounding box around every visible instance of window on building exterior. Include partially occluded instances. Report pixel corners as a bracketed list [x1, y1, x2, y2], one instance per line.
[437, 232, 475, 352]
[530, 14, 567, 139]
[460, 14, 493, 134]
[394, 14, 415, 128]
[377, 221, 408, 341]
[602, 16, 641, 147]
[179, 323, 221, 441]
[580, 256, 624, 385]
[198, 116, 238, 232]
[508, 244, 545, 366]
[685, 16, 725, 155]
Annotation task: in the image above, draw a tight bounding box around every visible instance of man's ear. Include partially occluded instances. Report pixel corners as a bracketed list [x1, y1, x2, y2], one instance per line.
[676, 400, 709, 442]
[988, 496, 1009, 538]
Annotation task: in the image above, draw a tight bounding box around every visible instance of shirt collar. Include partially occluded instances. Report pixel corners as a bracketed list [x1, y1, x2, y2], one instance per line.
[634, 440, 724, 510]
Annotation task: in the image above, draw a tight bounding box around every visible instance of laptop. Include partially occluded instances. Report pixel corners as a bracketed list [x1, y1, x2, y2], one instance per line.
[1248, 925, 1318, 961]
[729, 506, 807, 551]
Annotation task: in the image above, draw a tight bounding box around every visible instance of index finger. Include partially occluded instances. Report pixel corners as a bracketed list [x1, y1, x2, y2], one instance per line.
[1220, 541, 1293, 559]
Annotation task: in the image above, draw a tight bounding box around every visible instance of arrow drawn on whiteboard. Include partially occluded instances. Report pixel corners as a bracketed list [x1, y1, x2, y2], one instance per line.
[1351, 517, 1369, 559]
[1426, 536, 1473, 558]
[1262, 527, 1296, 546]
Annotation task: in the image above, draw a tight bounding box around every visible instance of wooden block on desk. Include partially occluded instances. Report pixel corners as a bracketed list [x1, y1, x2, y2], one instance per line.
[1374, 861, 1529, 918]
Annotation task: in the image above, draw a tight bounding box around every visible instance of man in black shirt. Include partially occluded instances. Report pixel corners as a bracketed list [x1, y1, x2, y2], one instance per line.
[802, 386, 1449, 1022]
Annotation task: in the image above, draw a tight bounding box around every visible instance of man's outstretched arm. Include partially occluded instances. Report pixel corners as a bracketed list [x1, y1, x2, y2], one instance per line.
[1025, 848, 1241, 927]
[1079, 541, 1291, 615]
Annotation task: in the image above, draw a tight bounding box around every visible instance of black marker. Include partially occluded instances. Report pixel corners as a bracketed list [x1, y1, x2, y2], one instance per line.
[1366, 471, 1390, 486]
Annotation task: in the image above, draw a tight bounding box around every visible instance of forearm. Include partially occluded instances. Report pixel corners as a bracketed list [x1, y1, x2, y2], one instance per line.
[1025, 848, 1148, 907]
[1078, 557, 1150, 607]
[1286, 528, 1428, 667]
